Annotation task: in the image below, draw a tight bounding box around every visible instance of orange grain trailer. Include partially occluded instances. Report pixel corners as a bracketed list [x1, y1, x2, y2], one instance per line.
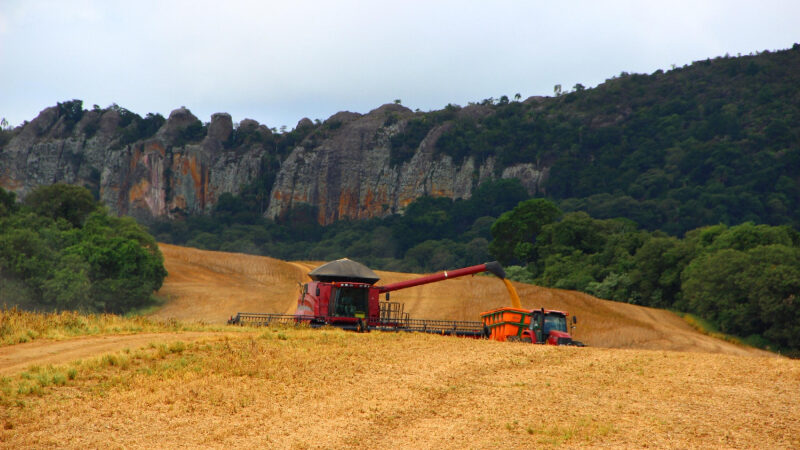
[481, 307, 584, 346]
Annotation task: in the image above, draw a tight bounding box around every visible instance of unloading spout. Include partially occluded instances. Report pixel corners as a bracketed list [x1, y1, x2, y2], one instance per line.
[484, 261, 506, 279]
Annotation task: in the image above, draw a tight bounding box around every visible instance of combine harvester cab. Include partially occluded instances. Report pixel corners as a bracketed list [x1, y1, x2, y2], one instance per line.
[295, 258, 382, 332]
[481, 307, 584, 346]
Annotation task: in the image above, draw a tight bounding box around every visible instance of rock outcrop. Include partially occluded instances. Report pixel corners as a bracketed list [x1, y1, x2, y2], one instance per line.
[265, 103, 548, 224]
[0, 101, 548, 224]
[0, 105, 264, 222]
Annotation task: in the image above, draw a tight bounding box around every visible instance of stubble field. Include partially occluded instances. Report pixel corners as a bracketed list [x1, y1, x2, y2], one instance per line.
[1, 244, 797, 448]
[1, 326, 798, 448]
[152, 244, 770, 355]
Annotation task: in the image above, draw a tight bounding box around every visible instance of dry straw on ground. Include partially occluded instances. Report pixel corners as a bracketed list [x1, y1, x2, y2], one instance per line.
[0, 307, 174, 346]
[0, 244, 794, 448]
[1, 327, 798, 448]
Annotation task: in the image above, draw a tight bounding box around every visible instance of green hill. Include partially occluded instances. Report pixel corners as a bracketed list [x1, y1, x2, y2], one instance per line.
[403, 44, 799, 234]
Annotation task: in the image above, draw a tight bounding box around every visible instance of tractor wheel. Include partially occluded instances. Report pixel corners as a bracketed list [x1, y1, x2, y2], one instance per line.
[483, 325, 491, 339]
[507, 336, 521, 343]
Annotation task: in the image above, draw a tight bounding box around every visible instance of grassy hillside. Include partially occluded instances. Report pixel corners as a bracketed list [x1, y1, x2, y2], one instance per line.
[1, 327, 797, 448]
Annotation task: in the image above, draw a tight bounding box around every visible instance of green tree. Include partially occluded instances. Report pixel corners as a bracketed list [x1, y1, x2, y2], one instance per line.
[740, 245, 800, 349]
[682, 249, 755, 335]
[628, 236, 694, 307]
[23, 184, 97, 227]
[41, 253, 92, 310]
[489, 198, 561, 265]
[75, 212, 167, 313]
[1, 185, 167, 314]
[535, 212, 608, 257]
[0, 187, 17, 217]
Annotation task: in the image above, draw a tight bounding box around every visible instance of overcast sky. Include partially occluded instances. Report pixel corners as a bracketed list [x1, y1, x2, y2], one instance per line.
[1, 1, 798, 130]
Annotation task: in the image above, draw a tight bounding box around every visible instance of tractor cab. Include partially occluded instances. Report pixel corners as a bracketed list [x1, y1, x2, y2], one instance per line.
[527, 309, 578, 345]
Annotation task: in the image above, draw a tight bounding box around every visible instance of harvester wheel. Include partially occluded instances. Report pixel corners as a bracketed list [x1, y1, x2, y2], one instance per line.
[356, 319, 366, 333]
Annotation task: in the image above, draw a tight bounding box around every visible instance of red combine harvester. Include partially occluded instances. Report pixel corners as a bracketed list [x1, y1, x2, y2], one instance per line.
[230, 258, 503, 336]
[229, 258, 583, 345]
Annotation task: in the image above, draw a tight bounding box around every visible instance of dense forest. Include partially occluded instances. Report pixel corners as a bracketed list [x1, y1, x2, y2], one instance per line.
[0, 185, 167, 313]
[423, 45, 799, 235]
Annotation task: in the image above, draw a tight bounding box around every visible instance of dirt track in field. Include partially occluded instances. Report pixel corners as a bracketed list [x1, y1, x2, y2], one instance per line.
[151, 244, 770, 356]
[0, 332, 249, 375]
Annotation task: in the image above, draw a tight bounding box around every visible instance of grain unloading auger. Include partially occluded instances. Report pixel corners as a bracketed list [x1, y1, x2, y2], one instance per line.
[229, 258, 583, 345]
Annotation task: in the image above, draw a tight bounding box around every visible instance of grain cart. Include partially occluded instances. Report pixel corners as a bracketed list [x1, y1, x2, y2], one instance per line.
[480, 307, 584, 346]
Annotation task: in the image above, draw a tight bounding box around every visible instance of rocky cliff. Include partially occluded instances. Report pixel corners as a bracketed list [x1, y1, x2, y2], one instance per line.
[1, 103, 267, 222]
[0, 101, 547, 224]
[265, 103, 547, 224]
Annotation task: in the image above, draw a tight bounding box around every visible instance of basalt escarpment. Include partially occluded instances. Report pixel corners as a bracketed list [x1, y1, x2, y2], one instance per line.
[1, 102, 547, 224]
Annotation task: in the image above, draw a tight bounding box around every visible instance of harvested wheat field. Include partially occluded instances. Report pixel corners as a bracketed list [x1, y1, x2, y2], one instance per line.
[152, 244, 311, 322]
[1, 245, 795, 448]
[1, 327, 798, 448]
[154, 244, 767, 355]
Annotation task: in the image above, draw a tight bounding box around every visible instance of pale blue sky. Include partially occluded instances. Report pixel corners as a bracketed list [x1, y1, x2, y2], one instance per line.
[1, 0, 798, 130]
